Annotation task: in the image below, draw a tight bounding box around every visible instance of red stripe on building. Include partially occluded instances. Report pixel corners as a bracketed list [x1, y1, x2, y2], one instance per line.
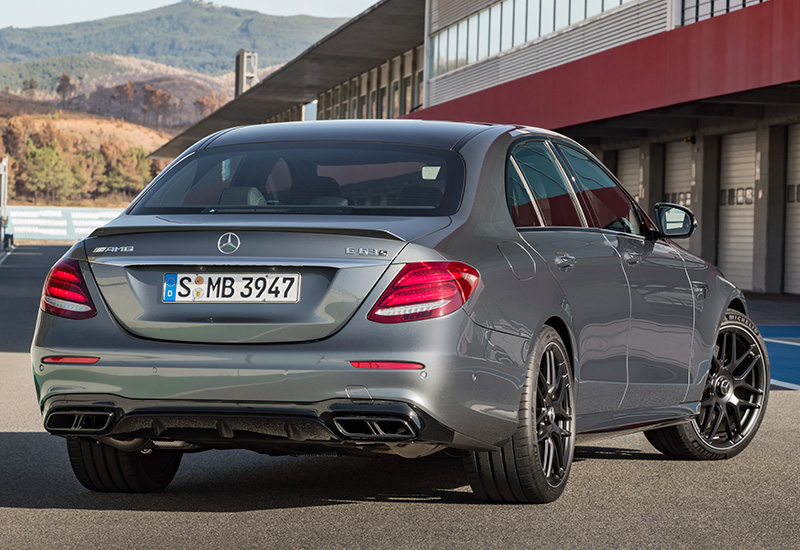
[407, 0, 799, 128]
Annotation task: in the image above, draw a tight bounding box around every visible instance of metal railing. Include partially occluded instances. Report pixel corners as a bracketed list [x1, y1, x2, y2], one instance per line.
[681, 0, 769, 26]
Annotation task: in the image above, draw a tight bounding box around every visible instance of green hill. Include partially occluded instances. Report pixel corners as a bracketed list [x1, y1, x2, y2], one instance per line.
[0, 54, 127, 91]
[0, 0, 348, 74]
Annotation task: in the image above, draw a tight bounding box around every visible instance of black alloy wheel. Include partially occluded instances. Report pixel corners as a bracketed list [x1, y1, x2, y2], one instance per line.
[536, 339, 574, 487]
[692, 318, 768, 450]
[645, 309, 770, 460]
[464, 325, 576, 503]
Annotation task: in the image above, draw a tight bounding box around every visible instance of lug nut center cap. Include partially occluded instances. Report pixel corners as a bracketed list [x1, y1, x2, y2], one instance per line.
[716, 378, 731, 397]
[546, 406, 555, 424]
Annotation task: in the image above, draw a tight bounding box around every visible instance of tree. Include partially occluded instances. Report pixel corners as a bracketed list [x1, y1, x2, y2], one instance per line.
[22, 78, 37, 98]
[111, 81, 136, 121]
[193, 91, 228, 118]
[25, 139, 81, 204]
[56, 73, 75, 105]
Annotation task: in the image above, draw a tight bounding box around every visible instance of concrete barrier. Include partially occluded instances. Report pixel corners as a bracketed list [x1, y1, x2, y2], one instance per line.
[7, 206, 123, 242]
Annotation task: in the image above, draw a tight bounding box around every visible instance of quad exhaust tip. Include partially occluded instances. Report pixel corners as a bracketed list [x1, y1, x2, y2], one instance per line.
[45, 410, 115, 433]
[332, 416, 416, 440]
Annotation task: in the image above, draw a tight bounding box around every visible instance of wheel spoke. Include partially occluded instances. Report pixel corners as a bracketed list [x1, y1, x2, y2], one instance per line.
[734, 379, 763, 397]
[734, 355, 759, 381]
[723, 406, 735, 441]
[541, 438, 554, 477]
[553, 424, 572, 438]
[708, 404, 724, 440]
[697, 405, 712, 434]
[729, 403, 743, 434]
[551, 434, 565, 477]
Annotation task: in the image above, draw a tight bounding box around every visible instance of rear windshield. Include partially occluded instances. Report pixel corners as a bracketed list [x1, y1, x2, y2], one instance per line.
[130, 142, 465, 216]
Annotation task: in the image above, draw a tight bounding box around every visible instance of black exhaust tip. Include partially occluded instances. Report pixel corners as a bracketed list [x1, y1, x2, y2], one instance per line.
[45, 410, 115, 434]
[332, 416, 416, 440]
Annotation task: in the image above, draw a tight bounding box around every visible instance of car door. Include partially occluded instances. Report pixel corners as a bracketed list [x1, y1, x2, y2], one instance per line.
[554, 143, 694, 412]
[507, 140, 630, 420]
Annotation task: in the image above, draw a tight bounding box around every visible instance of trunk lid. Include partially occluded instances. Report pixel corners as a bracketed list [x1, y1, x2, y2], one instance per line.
[85, 215, 449, 344]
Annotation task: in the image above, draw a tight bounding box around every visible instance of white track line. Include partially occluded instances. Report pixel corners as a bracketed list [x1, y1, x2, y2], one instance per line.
[771, 379, 800, 390]
[0, 248, 13, 266]
[764, 338, 800, 348]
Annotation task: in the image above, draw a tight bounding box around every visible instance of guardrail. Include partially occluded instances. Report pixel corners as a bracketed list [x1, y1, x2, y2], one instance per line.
[6, 206, 123, 242]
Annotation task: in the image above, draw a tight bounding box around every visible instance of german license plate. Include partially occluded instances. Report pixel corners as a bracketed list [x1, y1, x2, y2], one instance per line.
[162, 273, 300, 303]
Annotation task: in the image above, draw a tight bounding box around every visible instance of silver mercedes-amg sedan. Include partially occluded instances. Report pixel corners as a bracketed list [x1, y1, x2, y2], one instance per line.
[31, 120, 770, 503]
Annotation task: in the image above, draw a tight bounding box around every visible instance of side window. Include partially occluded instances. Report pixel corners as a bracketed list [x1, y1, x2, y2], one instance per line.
[511, 141, 583, 227]
[557, 145, 644, 236]
[505, 157, 541, 227]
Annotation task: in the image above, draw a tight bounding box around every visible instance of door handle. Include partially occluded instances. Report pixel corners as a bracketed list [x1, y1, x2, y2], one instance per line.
[554, 252, 577, 271]
[623, 251, 643, 265]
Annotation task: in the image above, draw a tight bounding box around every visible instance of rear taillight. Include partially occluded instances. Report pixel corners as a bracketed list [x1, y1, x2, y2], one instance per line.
[367, 261, 480, 324]
[41, 258, 97, 320]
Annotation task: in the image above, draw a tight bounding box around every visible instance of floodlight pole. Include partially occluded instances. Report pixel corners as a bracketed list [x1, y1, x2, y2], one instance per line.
[1, 156, 8, 249]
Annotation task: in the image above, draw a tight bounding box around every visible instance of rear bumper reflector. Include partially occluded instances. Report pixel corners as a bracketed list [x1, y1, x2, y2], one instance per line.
[350, 361, 424, 369]
[42, 356, 100, 364]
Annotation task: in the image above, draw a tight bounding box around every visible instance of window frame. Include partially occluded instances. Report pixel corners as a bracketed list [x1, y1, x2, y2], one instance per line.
[550, 140, 651, 238]
[504, 137, 589, 230]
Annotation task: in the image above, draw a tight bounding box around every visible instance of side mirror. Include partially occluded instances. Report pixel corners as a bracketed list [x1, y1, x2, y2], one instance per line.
[653, 203, 697, 239]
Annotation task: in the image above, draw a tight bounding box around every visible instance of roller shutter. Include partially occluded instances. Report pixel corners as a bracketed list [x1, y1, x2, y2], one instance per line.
[785, 125, 800, 294]
[717, 131, 757, 291]
[663, 141, 693, 207]
[616, 148, 640, 201]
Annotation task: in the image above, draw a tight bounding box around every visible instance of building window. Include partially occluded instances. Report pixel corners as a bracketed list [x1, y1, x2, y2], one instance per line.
[467, 14, 479, 64]
[391, 81, 400, 118]
[540, 0, 555, 35]
[447, 26, 458, 70]
[478, 10, 490, 61]
[501, 0, 514, 51]
[457, 20, 468, 68]
[379, 86, 388, 118]
[489, 3, 502, 56]
[402, 76, 411, 115]
[527, 0, 540, 41]
[415, 70, 424, 111]
[513, 0, 527, 47]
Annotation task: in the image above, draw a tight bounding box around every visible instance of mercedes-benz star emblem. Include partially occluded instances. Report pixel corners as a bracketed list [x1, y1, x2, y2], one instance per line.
[217, 232, 240, 254]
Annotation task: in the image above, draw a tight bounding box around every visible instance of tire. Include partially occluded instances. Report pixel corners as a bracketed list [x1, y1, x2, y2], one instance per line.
[464, 325, 576, 503]
[67, 438, 182, 493]
[644, 309, 770, 460]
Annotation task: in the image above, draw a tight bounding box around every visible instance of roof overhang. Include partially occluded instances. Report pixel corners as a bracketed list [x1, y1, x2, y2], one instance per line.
[150, 0, 425, 159]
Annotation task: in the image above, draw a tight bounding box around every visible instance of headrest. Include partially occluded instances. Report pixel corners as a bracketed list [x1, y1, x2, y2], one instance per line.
[288, 176, 341, 205]
[219, 187, 267, 206]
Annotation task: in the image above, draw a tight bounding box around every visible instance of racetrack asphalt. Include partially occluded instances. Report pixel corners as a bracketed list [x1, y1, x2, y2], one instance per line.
[1, 245, 798, 549]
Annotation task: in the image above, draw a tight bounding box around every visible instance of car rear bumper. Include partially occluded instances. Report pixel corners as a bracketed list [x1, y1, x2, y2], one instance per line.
[40, 394, 499, 455]
[32, 308, 530, 451]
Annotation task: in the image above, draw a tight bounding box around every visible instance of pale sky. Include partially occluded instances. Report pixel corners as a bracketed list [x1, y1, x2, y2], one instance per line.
[0, 0, 379, 28]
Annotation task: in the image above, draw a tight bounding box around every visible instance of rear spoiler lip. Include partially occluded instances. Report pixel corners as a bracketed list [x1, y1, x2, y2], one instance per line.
[88, 225, 405, 242]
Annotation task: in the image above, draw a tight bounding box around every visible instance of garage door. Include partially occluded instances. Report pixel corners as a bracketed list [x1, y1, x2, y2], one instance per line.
[616, 148, 639, 201]
[717, 131, 757, 291]
[785, 125, 800, 294]
[664, 141, 693, 207]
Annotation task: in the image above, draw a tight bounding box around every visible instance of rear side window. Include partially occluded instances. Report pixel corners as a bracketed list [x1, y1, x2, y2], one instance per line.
[556, 145, 643, 236]
[510, 141, 583, 227]
[131, 142, 464, 216]
[506, 157, 541, 227]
